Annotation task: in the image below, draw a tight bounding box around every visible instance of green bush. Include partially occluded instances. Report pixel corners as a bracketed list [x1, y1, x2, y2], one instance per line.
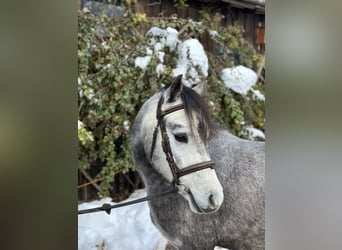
[78, 2, 265, 197]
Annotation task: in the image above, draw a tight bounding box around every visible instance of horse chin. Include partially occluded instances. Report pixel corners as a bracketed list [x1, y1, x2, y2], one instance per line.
[184, 191, 221, 215]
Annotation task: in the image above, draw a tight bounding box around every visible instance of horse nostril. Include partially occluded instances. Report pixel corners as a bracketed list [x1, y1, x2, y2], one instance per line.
[208, 193, 216, 208]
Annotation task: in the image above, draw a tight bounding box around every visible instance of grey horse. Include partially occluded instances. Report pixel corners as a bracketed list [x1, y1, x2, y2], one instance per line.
[131, 76, 265, 250]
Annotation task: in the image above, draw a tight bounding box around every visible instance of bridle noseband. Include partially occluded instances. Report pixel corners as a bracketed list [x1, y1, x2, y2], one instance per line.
[150, 94, 215, 185]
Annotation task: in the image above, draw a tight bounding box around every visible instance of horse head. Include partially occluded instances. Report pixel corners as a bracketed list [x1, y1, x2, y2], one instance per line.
[142, 75, 224, 214]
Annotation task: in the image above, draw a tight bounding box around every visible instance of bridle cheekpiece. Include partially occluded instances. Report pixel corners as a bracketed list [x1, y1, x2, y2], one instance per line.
[150, 93, 215, 185]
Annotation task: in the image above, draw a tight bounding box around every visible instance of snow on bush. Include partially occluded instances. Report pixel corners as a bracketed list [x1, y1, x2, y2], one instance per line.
[251, 88, 265, 101]
[241, 125, 265, 141]
[173, 38, 208, 86]
[221, 65, 258, 95]
[134, 56, 152, 71]
[135, 27, 208, 87]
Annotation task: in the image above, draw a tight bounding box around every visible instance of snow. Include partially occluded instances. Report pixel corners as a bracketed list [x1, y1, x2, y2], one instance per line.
[146, 47, 153, 55]
[123, 120, 130, 131]
[147, 27, 179, 52]
[136, 26, 209, 87]
[78, 120, 83, 129]
[134, 56, 152, 71]
[84, 15, 265, 99]
[78, 189, 230, 250]
[156, 63, 164, 77]
[156, 51, 165, 63]
[78, 190, 161, 250]
[251, 88, 265, 101]
[244, 126, 265, 140]
[85, 87, 95, 100]
[136, 27, 180, 73]
[221, 65, 258, 95]
[173, 38, 209, 87]
[209, 30, 219, 38]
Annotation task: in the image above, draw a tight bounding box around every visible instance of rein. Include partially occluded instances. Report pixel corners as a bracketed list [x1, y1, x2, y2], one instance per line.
[78, 187, 177, 215]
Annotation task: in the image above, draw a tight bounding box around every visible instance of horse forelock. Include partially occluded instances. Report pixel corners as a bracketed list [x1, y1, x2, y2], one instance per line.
[180, 86, 216, 144]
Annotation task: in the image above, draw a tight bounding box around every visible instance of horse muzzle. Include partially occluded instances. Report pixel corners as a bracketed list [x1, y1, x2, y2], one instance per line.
[178, 184, 224, 214]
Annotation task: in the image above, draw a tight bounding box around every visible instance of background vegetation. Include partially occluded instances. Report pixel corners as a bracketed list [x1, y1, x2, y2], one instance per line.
[78, 0, 265, 199]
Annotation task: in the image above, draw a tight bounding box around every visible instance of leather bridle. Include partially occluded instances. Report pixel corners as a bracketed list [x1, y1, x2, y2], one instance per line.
[150, 94, 215, 185]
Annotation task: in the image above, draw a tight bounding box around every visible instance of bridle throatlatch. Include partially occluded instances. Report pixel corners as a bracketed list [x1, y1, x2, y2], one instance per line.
[150, 94, 216, 185]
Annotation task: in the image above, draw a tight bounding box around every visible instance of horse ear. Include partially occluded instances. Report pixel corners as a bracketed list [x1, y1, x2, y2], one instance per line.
[191, 81, 205, 95]
[166, 75, 183, 102]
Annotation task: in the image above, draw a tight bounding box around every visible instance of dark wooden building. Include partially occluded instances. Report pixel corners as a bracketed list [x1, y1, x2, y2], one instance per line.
[138, 0, 265, 53]
[79, 0, 265, 53]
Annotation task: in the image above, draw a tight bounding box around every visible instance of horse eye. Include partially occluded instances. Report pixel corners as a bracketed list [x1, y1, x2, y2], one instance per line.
[174, 133, 188, 143]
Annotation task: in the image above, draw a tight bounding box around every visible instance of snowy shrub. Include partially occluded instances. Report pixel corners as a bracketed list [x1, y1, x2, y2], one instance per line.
[78, 1, 265, 198]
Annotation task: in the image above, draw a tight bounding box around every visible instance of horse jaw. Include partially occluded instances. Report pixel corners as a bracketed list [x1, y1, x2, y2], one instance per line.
[177, 168, 224, 214]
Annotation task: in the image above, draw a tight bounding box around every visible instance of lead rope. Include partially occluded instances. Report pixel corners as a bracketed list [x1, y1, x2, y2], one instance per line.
[78, 187, 178, 215]
[78, 95, 178, 216]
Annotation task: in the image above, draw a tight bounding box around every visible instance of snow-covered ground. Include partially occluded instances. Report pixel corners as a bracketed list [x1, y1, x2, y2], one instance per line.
[78, 189, 229, 250]
[78, 189, 161, 250]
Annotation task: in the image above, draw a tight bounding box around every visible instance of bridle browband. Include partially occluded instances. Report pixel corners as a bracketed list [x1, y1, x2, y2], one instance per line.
[150, 93, 215, 185]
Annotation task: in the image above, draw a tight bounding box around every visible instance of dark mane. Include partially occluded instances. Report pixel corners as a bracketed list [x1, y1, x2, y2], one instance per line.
[180, 86, 217, 144]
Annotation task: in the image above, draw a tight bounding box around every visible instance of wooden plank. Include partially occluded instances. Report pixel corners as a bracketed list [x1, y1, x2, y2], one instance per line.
[256, 14, 265, 49]
[161, 0, 176, 17]
[139, 0, 152, 16]
[135, 0, 146, 14]
[223, 0, 257, 10]
[177, 6, 187, 19]
[78, 177, 105, 189]
[149, 0, 161, 17]
[237, 9, 245, 30]
[243, 0, 265, 7]
[221, 0, 265, 10]
[252, 9, 257, 47]
[256, 27, 265, 44]
[244, 12, 254, 43]
[78, 167, 102, 193]
[187, 7, 199, 21]
[228, 7, 238, 24]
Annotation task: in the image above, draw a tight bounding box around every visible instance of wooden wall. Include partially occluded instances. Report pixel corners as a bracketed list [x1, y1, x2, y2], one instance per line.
[79, 0, 265, 53]
[138, 0, 265, 54]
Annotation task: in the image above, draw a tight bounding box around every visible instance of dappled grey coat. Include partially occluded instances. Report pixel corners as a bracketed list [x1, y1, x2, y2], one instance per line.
[131, 92, 265, 250]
